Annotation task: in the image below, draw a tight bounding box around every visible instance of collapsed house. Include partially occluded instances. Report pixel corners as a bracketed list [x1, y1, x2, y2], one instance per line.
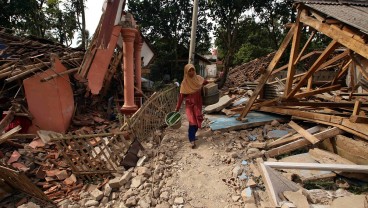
[0, 0, 176, 206]
[204, 0, 368, 207]
[1, 0, 368, 207]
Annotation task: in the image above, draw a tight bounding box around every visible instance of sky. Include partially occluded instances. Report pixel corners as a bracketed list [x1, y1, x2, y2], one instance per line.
[72, 1, 103, 47]
[84, 1, 103, 35]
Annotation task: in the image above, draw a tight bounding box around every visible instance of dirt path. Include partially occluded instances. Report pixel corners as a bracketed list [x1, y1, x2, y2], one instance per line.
[157, 114, 244, 208]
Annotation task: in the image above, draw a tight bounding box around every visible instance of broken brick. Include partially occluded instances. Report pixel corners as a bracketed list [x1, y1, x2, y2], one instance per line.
[56, 170, 69, 180]
[28, 139, 45, 149]
[7, 150, 21, 164]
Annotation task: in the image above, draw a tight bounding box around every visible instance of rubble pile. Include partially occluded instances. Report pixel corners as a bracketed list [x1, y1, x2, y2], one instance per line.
[225, 52, 275, 88]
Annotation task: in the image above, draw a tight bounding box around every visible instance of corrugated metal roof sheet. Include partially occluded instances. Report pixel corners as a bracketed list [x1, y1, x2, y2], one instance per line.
[294, 0, 368, 6]
[305, 3, 368, 34]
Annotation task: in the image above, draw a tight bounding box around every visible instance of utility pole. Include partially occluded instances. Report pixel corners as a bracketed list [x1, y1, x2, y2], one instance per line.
[188, 0, 199, 64]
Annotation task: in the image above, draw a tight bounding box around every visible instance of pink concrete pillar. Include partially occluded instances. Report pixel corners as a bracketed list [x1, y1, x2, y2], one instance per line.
[121, 27, 138, 114]
[134, 32, 144, 94]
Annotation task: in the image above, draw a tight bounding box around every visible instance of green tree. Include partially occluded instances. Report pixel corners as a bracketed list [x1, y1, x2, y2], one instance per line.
[207, 0, 254, 87]
[0, 0, 86, 47]
[128, 0, 212, 81]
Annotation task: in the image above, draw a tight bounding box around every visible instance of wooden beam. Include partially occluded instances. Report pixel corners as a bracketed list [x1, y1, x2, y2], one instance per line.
[307, 76, 313, 91]
[300, 10, 368, 60]
[294, 84, 341, 98]
[349, 115, 368, 124]
[285, 40, 340, 99]
[259, 106, 368, 140]
[279, 101, 368, 108]
[271, 51, 322, 76]
[0, 125, 22, 145]
[285, 11, 303, 95]
[237, 25, 296, 120]
[294, 30, 316, 64]
[288, 121, 320, 144]
[257, 158, 278, 207]
[264, 162, 368, 173]
[352, 100, 362, 116]
[0, 111, 14, 133]
[332, 59, 352, 84]
[266, 127, 342, 158]
[351, 52, 368, 80]
[317, 49, 349, 71]
[40, 68, 78, 82]
[267, 126, 321, 148]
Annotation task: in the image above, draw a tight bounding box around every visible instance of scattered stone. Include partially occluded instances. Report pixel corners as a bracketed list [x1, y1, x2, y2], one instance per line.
[136, 166, 151, 177]
[244, 203, 258, 208]
[247, 148, 260, 155]
[232, 165, 243, 177]
[18, 202, 40, 208]
[283, 190, 309, 208]
[160, 191, 170, 200]
[271, 120, 280, 127]
[138, 198, 151, 208]
[330, 195, 367, 208]
[241, 187, 255, 203]
[125, 196, 137, 207]
[120, 171, 133, 185]
[232, 195, 241, 202]
[56, 170, 69, 180]
[90, 188, 103, 201]
[111, 192, 119, 200]
[174, 197, 184, 204]
[246, 178, 257, 188]
[58, 199, 71, 208]
[155, 202, 171, 208]
[100, 197, 109, 206]
[85, 200, 99, 207]
[130, 176, 144, 188]
[108, 177, 122, 189]
[103, 184, 112, 197]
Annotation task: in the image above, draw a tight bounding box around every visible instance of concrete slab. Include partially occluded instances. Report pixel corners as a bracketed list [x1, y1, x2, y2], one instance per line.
[206, 111, 286, 131]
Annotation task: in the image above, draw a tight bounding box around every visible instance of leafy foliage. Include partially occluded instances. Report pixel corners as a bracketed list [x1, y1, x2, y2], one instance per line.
[0, 0, 87, 47]
[128, 0, 212, 81]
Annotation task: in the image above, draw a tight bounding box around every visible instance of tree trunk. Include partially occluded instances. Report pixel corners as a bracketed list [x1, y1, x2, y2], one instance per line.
[81, 0, 86, 49]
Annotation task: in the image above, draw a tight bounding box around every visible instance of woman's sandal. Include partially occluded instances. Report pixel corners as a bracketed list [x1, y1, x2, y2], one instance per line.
[190, 141, 196, 149]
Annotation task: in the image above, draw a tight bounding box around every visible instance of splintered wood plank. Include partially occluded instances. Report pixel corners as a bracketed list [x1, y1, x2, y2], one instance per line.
[288, 121, 320, 144]
[257, 158, 301, 207]
[266, 127, 342, 158]
[265, 162, 368, 173]
[0, 111, 14, 133]
[259, 106, 368, 140]
[0, 126, 22, 145]
[352, 100, 362, 116]
[267, 126, 320, 148]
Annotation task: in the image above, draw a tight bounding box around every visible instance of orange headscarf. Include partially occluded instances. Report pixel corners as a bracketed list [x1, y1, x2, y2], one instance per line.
[180, 64, 204, 94]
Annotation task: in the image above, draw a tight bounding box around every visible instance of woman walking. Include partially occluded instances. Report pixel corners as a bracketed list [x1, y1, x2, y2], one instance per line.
[176, 64, 207, 148]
